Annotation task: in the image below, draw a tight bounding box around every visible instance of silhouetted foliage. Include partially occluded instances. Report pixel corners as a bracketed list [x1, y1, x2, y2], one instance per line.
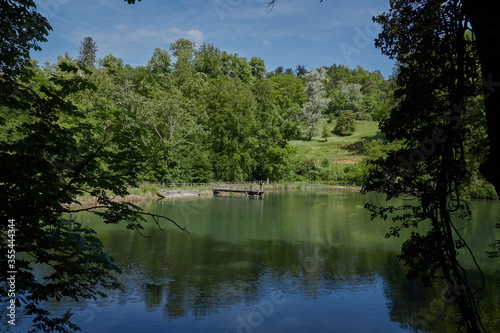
[364, 1, 492, 331]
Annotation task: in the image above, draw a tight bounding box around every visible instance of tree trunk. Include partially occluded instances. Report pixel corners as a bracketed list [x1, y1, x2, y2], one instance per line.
[463, 1, 500, 196]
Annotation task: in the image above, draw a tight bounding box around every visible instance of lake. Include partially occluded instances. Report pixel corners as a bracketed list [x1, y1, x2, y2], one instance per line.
[8, 189, 500, 332]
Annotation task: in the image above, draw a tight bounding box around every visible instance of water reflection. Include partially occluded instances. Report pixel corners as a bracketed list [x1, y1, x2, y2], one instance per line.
[6, 190, 499, 332]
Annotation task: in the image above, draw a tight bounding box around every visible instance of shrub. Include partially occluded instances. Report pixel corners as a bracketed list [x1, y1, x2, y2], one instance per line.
[321, 123, 330, 141]
[341, 164, 365, 183]
[327, 113, 335, 123]
[463, 181, 499, 200]
[335, 110, 356, 135]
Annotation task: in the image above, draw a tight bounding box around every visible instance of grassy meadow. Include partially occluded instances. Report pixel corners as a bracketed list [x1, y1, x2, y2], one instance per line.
[290, 120, 385, 166]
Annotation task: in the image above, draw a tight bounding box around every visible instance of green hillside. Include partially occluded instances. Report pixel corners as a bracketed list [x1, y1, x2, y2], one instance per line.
[283, 120, 386, 183]
[290, 120, 384, 166]
[288, 119, 496, 200]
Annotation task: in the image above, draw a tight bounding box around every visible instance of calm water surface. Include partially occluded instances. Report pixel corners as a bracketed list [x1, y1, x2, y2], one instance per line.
[8, 190, 500, 332]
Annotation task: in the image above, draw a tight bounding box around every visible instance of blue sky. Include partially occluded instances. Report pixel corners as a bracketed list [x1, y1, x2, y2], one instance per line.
[33, 0, 395, 77]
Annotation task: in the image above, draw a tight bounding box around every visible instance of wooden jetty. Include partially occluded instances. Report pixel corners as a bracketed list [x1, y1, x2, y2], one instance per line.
[213, 184, 264, 196]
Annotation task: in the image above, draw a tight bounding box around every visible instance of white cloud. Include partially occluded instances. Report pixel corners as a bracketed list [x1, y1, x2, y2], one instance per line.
[170, 28, 205, 47]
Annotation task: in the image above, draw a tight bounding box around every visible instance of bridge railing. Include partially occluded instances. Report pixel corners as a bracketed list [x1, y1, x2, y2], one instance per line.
[212, 183, 263, 192]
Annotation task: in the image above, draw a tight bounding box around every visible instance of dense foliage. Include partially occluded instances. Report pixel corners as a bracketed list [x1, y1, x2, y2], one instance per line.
[1, 2, 186, 332]
[363, 0, 496, 331]
[5, 39, 394, 185]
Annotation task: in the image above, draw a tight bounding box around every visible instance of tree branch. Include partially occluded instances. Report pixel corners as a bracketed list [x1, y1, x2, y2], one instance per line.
[61, 205, 189, 234]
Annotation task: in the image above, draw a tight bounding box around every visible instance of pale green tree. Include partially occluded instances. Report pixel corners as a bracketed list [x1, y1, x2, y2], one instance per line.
[300, 67, 331, 140]
[340, 83, 364, 112]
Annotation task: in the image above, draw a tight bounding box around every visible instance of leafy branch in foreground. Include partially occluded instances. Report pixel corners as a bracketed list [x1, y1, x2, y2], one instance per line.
[0, 60, 187, 332]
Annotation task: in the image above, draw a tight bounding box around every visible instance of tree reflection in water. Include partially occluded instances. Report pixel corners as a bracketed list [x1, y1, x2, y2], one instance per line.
[9, 191, 496, 332]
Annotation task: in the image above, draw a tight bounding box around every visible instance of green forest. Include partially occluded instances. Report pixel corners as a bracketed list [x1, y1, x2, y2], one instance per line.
[1, 37, 394, 184]
[2, 36, 495, 199]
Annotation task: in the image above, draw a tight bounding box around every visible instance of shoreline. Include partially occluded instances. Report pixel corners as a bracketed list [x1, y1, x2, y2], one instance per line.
[72, 183, 363, 206]
[73, 189, 213, 206]
[72, 180, 496, 206]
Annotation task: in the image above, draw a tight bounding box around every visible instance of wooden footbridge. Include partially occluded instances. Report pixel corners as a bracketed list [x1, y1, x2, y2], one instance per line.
[213, 183, 264, 196]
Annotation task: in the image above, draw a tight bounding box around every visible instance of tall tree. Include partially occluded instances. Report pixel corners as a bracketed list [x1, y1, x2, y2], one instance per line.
[249, 56, 266, 79]
[252, 78, 301, 179]
[229, 54, 254, 84]
[170, 39, 198, 96]
[340, 83, 363, 112]
[147, 47, 172, 74]
[205, 76, 257, 181]
[0, 0, 51, 113]
[1, 2, 186, 331]
[77, 36, 98, 68]
[170, 38, 195, 74]
[194, 43, 224, 78]
[364, 1, 491, 331]
[99, 53, 126, 82]
[300, 67, 331, 141]
[143, 88, 203, 177]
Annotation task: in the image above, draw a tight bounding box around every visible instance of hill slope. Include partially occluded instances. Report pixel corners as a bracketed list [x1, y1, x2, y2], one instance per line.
[290, 120, 384, 166]
[288, 120, 497, 199]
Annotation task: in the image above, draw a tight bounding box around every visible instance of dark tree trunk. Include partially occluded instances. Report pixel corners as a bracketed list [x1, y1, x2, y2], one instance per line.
[463, 1, 500, 196]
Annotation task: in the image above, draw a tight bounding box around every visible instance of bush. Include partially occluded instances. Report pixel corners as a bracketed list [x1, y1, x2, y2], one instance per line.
[463, 181, 499, 200]
[292, 158, 339, 181]
[327, 113, 335, 123]
[340, 164, 365, 183]
[335, 110, 356, 135]
[321, 123, 330, 141]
